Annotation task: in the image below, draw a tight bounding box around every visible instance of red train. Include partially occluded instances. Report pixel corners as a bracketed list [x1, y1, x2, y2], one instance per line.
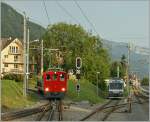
[37, 69, 68, 99]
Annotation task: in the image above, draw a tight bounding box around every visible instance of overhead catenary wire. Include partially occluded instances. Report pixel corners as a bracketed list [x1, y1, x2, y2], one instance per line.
[42, 0, 51, 24]
[74, 0, 98, 35]
[28, 17, 46, 28]
[55, 1, 80, 24]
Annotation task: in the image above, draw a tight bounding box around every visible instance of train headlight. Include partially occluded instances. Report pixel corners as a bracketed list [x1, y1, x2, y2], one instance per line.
[45, 88, 49, 92]
[61, 88, 66, 92]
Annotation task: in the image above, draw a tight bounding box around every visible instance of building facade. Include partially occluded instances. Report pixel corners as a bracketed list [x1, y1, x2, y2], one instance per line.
[1, 38, 23, 75]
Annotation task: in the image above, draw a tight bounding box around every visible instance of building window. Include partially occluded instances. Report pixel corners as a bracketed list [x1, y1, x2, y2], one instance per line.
[11, 46, 13, 53]
[14, 55, 18, 62]
[14, 64, 18, 68]
[4, 55, 8, 58]
[9, 46, 11, 52]
[16, 47, 18, 53]
[13, 46, 15, 53]
[4, 64, 8, 67]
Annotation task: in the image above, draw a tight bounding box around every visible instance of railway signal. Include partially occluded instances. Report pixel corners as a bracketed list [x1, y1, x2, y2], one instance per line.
[76, 57, 82, 69]
[76, 84, 80, 92]
[75, 57, 82, 80]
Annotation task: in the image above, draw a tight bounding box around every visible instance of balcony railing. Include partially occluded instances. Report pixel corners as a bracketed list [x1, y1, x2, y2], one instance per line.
[2, 59, 23, 64]
[2, 68, 23, 74]
[8, 50, 21, 55]
[10, 69, 23, 74]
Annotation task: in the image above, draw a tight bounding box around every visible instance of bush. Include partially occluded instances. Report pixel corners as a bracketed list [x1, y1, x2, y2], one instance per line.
[99, 80, 107, 91]
[3, 74, 23, 82]
[141, 77, 149, 86]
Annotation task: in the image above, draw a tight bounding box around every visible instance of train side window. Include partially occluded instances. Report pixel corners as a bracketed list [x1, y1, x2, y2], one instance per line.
[46, 74, 51, 81]
[60, 74, 65, 81]
[53, 74, 58, 81]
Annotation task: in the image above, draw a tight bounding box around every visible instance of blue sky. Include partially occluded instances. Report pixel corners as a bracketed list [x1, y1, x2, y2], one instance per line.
[3, 0, 149, 48]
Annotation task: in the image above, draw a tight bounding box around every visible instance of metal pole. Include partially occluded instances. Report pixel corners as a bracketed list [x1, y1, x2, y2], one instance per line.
[127, 42, 130, 94]
[78, 79, 79, 97]
[97, 72, 100, 96]
[127, 42, 132, 112]
[27, 28, 29, 92]
[0, 2, 1, 119]
[117, 65, 119, 78]
[41, 40, 43, 74]
[23, 12, 27, 97]
[49, 50, 51, 68]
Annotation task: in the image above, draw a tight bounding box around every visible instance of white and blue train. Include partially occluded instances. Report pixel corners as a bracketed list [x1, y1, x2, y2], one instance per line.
[108, 78, 124, 98]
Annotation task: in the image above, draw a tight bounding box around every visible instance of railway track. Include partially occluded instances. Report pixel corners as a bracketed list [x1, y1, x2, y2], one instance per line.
[2, 99, 64, 121]
[36, 100, 63, 121]
[80, 100, 112, 121]
[1, 101, 50, 121]
[80, 98, 125, 121]
[101, 99, 121, 121]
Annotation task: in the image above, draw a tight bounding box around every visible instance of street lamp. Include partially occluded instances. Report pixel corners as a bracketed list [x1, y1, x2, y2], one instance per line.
[97, 72, 100, 96]
[26, 38, 40, 91]
[27, 39, 40, 75]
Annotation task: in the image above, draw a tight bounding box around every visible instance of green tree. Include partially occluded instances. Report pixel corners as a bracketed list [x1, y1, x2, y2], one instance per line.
[42, 22, 110, 87]
[110, 54, 127, 78]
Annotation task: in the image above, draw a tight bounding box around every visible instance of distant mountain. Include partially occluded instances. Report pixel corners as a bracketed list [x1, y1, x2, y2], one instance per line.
[102, 39, 149, 79]
[1, 2, 46, 40]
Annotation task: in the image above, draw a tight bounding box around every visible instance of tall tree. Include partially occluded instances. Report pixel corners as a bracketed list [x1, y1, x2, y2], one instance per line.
[110, 54, 127, 78]
[42, 22, 110, 85]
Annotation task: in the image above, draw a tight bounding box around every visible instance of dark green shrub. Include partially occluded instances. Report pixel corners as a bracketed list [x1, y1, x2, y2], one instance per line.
[141, 77, 149, 86]
[3, 74, 23, 82]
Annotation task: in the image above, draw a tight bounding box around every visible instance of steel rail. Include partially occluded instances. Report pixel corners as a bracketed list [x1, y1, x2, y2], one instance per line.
[101, 100, 121, 121]
[46, 100, 63, 121]
[35, 105, 51, 121]
[47, 108, 54, 121]
[58, 100, 63, 121]
[80, 98, 145, 121]
[80, 100, 112, 121]
[2, 102, 50, 121]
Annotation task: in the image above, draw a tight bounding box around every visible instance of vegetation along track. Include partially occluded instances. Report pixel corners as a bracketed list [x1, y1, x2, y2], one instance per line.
[1, 101, 50, 121]
[132, 86, 149, 104]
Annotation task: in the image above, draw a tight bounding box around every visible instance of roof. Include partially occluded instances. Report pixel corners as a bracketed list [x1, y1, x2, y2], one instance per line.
[1, 37, 13, 50]
[1, 37, 23, 50]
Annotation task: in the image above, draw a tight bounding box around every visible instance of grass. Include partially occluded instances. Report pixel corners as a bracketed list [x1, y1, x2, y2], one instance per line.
[28, 76, 37, 89]
[66, 78, 106, 104]
[1, 80, 39, 110]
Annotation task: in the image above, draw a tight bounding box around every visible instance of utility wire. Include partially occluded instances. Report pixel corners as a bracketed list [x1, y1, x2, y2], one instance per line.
[42, 0, 51, 24]
[55, 1, 80, 24]
[74, 0, 98, 35]
[29, 17, 46, 28]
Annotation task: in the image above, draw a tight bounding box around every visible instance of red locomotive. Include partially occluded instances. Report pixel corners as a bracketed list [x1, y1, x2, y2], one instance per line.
[37, 69, 68, 99]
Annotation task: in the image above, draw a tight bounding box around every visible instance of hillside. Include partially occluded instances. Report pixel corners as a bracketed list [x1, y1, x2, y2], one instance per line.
[1, 2, 46, 40]
[102, 39, 149, 79]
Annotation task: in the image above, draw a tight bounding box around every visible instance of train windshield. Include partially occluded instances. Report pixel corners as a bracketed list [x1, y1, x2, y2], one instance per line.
[60, 74, 65, 81]
[109, 83, 123, 89]
[53, 74, 58, 80]
[46, 74, 51, 81]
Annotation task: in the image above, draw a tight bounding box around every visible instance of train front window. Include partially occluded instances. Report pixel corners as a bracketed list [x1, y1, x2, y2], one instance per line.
[60, 74, 65, 81]
[109, 83, 123, 89]
[53, 74, 58, 81]
[46, 74, 51, 81]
